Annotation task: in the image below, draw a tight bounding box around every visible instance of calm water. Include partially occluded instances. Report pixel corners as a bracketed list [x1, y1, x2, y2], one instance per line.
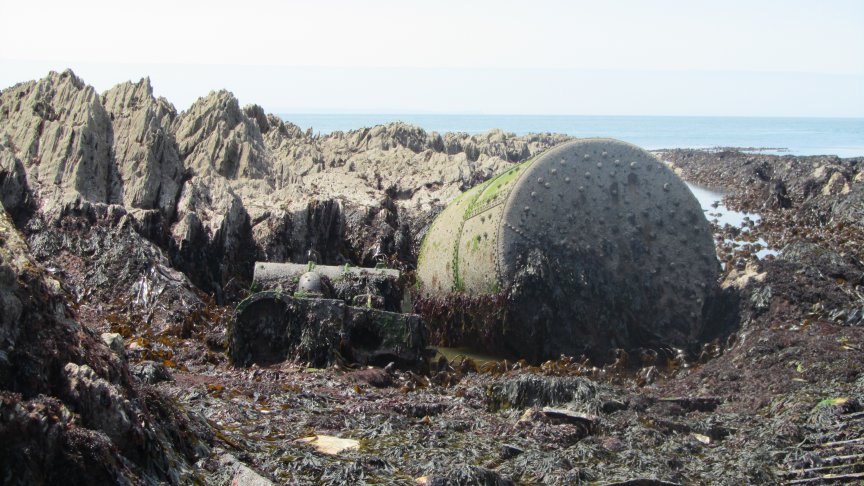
[687, 183, 776, 258]
[281, 114, 864, 158]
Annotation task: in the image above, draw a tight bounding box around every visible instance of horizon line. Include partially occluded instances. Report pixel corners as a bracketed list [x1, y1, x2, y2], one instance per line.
[278, 112, 864, 120]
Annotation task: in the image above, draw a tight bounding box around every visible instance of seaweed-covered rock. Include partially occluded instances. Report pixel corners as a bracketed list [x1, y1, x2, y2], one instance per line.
[0, 205, 209, 484]
[230, 292, 426, 368]
[419, 465, 515, 486]
[486, 375, 598, 410]
[130, 360, 173, 385]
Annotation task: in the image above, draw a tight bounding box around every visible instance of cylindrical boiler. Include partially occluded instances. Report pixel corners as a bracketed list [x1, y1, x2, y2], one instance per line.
[416, 139, 719, 361]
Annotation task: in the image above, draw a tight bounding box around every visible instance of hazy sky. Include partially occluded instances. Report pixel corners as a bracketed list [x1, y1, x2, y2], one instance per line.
[1, 0, 862, 116]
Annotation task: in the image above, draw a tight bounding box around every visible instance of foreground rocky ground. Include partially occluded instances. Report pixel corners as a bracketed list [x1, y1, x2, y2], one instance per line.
[1, 71, 863, 484]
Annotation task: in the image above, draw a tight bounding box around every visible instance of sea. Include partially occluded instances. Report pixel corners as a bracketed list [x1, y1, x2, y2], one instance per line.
[280, 114, 864, 158]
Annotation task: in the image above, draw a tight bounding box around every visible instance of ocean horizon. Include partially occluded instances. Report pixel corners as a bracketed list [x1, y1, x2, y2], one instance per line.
[279, 114, 864, 158]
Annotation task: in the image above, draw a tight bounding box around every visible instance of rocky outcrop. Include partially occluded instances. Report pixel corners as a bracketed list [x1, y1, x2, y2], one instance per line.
[26, 202, 206, 337]
[173, 90, 270, 180]
[659, 149, 861, 212]
[0, 70, 120, 217]
[0, 140, 32, 219]
[0, 70, 568, 304]
[171, 176, 255, 299]
[660, 149, 864, 261]
[103, 78, 184, 221]
[0, 205, 209, 484]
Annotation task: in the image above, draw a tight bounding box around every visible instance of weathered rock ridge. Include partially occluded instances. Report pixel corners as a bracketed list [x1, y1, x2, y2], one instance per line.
[0, 69, 569, 301]
[3, 71, 864, 485]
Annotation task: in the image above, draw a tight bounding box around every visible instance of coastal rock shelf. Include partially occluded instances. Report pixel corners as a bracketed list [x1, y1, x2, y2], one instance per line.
[2, 70, 864, 485]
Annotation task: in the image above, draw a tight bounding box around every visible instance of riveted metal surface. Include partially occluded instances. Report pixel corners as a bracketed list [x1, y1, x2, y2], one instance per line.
[416, 139, 719, 360]
[498, 139, 716, 294]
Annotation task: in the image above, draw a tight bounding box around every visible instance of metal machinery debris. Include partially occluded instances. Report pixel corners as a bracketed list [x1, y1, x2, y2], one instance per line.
[232, 139, 720, 367]
[230, 262, 427, 368]
[416, 139, 720, 362]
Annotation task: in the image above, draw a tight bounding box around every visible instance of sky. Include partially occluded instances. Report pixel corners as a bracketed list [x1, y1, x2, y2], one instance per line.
[1, 0, 862, 116]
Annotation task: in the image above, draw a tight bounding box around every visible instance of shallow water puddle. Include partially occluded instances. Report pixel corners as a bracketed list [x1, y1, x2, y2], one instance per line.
[435, 346, 510, 365]
[686, 182, 778, 259]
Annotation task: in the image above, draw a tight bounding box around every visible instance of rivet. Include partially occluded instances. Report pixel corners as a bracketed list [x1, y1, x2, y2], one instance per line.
[551, 168, 557, 175]
[602, 151, 608, 157]
[565, 177, 571, 183]
[597, 162, 603, 169]
[630, 162, 637, 169]
[585, 172, 591, 178]
[560, 159, 566, 165]
[663, 183, 670, 192]
[578, 186, 584, 191]
[538, 177, 544, 183]
[524, 206, 530, 212]
[530, 192, 537, 198]
[584, 154, 591, 160]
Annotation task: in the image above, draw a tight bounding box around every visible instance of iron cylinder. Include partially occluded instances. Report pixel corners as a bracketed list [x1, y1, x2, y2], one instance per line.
[416, 139, 720, 361]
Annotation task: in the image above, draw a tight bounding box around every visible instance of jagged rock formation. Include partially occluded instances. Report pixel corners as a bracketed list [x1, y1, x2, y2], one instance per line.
[174, 90, 270, 180]
[0, 69, 569, 302]
[0, 140, 31, 219]
[0, 70, 120, 217]
[0, 69, 570, 481]
[103, 78, 184, 221]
